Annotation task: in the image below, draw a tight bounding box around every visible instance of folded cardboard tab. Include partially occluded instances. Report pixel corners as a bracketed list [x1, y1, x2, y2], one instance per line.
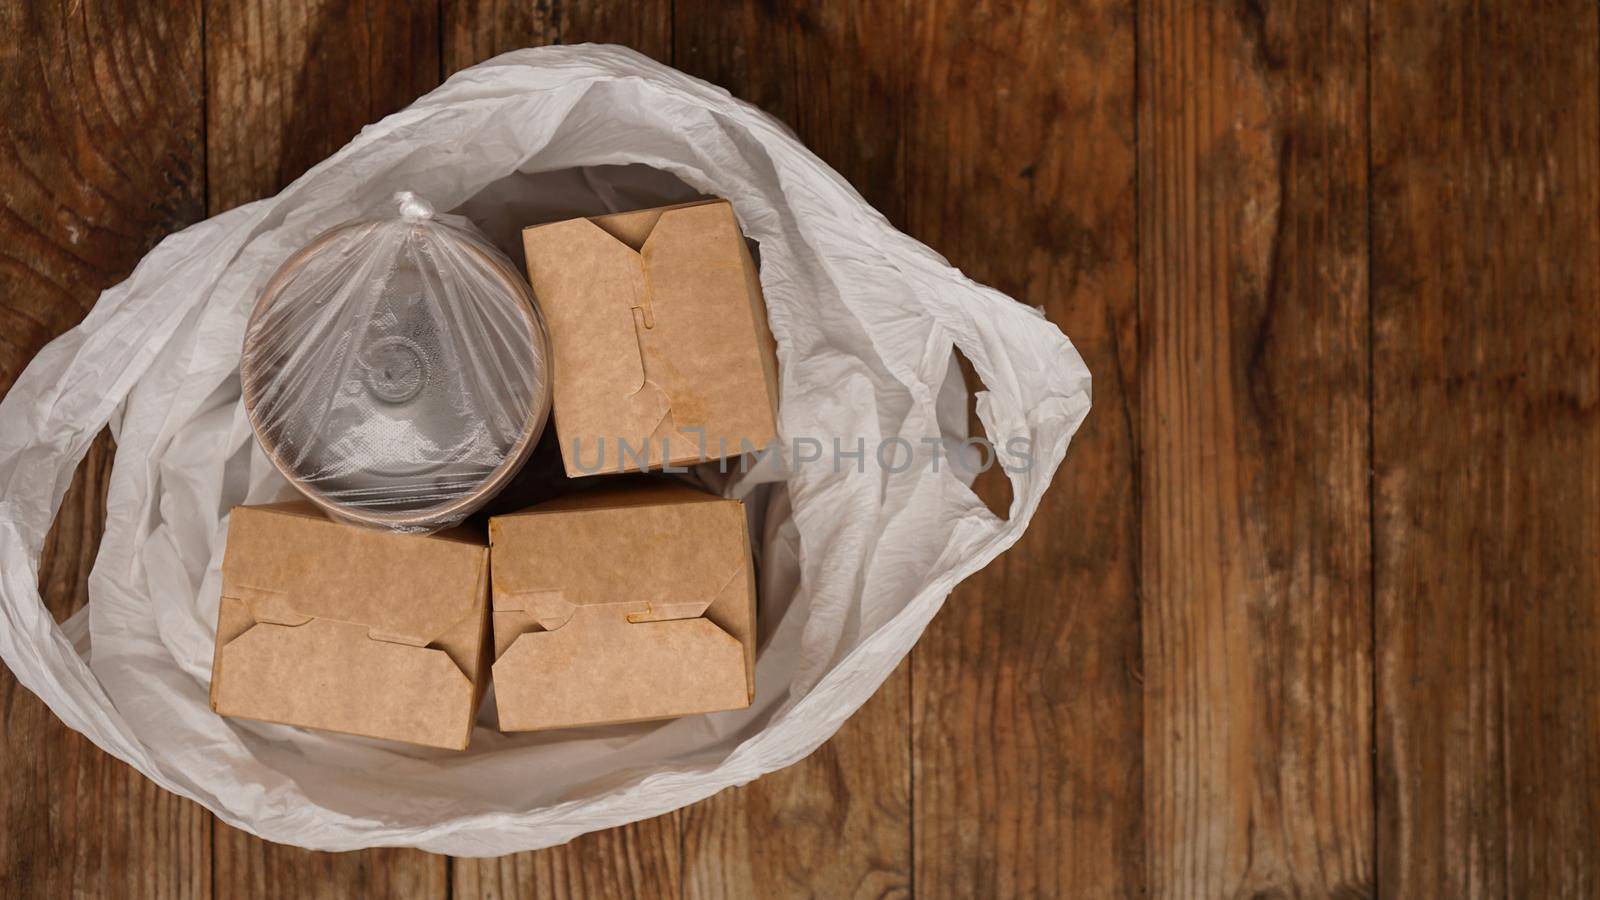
[522, 199, 780, 477]
[210, 503, 491, 750]
[490, 480, 757, 732]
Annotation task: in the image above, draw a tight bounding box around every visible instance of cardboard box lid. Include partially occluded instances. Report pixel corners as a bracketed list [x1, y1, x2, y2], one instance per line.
[522, 199, 780, 476]
[489, 480, 757, 730]
[210, 502, 490, 749]
[220, 503, 485, 650]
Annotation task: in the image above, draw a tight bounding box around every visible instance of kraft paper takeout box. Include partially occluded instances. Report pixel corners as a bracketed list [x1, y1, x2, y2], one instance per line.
[522, 199, 780, 477]
[489, 480, 757, 732]
[210, 503, 491, 750]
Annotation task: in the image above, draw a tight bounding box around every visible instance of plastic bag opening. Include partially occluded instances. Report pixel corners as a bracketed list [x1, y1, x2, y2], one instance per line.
[0, 47, 1090, 855]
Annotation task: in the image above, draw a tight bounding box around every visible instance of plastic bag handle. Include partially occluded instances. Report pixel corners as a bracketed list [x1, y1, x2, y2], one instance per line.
[919, 272, 1091, 532]
[0, 201, 267, 793]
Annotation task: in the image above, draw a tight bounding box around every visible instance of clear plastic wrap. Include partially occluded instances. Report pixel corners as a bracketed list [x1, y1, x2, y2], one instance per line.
[239, 192, 550, 532]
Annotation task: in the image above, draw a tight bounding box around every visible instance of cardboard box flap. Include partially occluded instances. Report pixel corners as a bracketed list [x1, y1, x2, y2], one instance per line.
[489, 481, 746, 633]
[211, 503, 491, 750]
[492, 608, 750, 731]
[489, 480, 758, 731]
[524, 199, 778, 474]
[212, 600, 478, 749]
[585, 198, 723, 251]
[220, 504, 487, 651]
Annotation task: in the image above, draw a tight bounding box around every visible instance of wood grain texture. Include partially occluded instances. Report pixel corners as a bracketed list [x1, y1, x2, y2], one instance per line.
[0, 0, 205, 386]
[204, 0, 441, 213]
[680, 692, 909, 899]
[213, 829, 446, 899]
[1137, 0, 1372, 896]
[905, 1, 1143, 897]
[443, 0, 553, 72]
[202, 1, 448, 893]
[453, 815, 681, 899]
[673, 3, 912, 897]
[444, 0, 669, 72]
[0, 0, 210, 896]
[1371, 2, 1600, 897]
[675, 0, 907, 226]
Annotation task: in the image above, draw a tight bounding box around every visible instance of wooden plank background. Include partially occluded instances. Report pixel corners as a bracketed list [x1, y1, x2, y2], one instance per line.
[1, 0, 1595, 896]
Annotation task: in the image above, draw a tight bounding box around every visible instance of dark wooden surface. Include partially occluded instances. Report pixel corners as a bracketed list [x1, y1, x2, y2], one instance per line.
[1, 1, 1596, 897]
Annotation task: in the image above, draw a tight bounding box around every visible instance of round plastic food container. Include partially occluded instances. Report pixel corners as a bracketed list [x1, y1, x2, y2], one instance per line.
[239, 192, 551, 532]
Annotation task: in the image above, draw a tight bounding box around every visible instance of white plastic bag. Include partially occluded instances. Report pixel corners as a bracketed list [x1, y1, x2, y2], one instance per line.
[0, 45, 1090, 855]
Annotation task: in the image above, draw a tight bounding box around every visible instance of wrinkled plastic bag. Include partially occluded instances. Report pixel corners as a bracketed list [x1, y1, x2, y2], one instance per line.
[241, 191, 550, 532]
[0, 45, 1090, 855]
